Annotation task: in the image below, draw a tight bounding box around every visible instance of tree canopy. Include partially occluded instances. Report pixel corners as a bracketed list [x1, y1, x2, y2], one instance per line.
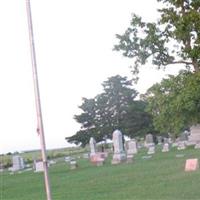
[113, 0, 200, 137]
[143, 70, 200, 138]
[114, 0, 200, 76]
[66, 75, 155, 146]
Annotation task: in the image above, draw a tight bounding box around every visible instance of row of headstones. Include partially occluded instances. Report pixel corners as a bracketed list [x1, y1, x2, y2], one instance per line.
[89, 131, 200, 166]
[10, 155, 55, 173]
[89, 130, 138, 165]
[146, 133, 200, 151]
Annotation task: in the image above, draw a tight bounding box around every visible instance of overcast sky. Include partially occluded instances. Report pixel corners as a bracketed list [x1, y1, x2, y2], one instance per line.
[0, 0, 183, 154]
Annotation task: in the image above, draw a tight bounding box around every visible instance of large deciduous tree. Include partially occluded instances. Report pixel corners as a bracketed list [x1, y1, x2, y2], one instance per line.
[66, 75, 154, 146]
[114, 0, 200, 76]
[114, 0, 200, 137]
[143, 70, 200, 138]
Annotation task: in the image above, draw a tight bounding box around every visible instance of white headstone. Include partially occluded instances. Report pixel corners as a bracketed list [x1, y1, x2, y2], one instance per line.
[83, 153, 89, 159]
[145, 134, 154, 147]
[162, 143, 169, 152]
[34, 161, 44, 172]
[172, 142, 178, 147]
[179, 131, 188, 142]
[126, 139, 137, 163]
[89, 137, 96, 156]
[157, 136, 162, 145]
[194, 142, 200, 149]
[147, 144, 155, 154]
[64, 156, 71, 162]
[12, 156, 25, 171]
[177, 141, 186, 150]
[127, 139, 137, 155]
[70, 160, 78, 170]
[188, 124, 200, 144]
[112, 130, 126, 164]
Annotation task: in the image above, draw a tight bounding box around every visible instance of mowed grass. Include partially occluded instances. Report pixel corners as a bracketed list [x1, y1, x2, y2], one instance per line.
[1, 147, 200, 200]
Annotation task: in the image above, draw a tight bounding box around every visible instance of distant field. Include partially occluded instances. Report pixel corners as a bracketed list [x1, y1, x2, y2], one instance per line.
[0, 146, 88, 167]
[1, 146, 200, 200]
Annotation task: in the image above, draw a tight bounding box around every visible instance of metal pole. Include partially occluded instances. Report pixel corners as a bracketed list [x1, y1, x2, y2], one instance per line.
[25, 1, 52, 200]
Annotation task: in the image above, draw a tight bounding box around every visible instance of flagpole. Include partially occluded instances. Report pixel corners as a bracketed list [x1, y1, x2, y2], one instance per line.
[25, 1, 52, 200]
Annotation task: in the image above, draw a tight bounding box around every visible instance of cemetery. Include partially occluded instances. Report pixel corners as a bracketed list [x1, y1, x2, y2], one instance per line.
[2, 129, 200, 200]
[1, 1, 200, 199]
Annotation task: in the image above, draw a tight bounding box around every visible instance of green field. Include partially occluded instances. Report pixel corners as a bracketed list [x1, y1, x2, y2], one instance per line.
[1, 146, 200, 200]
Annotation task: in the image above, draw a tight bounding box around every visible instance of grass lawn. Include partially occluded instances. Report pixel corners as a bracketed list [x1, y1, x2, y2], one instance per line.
[1, 146, 200, 200]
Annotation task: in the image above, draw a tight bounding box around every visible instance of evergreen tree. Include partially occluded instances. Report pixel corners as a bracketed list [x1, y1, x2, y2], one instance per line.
[66, 75, 154, 146]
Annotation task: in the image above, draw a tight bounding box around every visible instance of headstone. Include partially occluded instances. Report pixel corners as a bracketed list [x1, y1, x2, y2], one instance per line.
[89, 137, 96, 157]
[145, 134, 154, 147]
[168, 137, 173, 144]
[64, 156, 71, 162]
[34, 160, 44, 172]
[185, 158, 199, 171]
[147, 144, 155, 155]
[177, 141, 186, 150]
[179, 131, 188, 141]
[194, 142, 200, 149]
[0, 163, 4, 172]
[162, 143, 169, 152]
[111, 130, 126, 164]
[157, 136, 162, 145]
[83, 153, 89, 159]
[126, 139, 137, 163]
[12, 156, 25, 171]
[127, 139, 137, 155]
[70, 160, 78, 170]
[89, 137, 107, 166]
[163, 138, 169, 144]
[172, 142, 178, 147]
[49, 160, 56, 165]
[188, 124, 200, 145]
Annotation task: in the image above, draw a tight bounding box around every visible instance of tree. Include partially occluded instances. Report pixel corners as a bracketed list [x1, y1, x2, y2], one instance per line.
[114, 0, 200, 77]
[143, 70, 200, 138]
[66, 75, 154, 146]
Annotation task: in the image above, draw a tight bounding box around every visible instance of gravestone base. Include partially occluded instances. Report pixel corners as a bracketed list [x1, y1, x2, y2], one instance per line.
[90, 154, 105, 166]
[126, 154, 134, 163]
[112, 153, 126, 164]
[145, 143, 155, 148]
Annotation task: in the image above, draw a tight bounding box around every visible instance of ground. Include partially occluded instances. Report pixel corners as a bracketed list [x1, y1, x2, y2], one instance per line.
[1, 146, 200, 200]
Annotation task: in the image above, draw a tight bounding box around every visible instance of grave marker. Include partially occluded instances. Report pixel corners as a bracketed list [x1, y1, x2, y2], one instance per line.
[112, 130, 126, 164]
[185, 159, 199, 171]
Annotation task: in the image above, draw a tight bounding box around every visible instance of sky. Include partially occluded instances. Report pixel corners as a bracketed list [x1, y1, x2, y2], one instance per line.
[0, 0, 183, 154]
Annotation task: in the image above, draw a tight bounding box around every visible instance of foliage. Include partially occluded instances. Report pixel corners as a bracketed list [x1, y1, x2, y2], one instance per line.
[143, 70, 200, 137]
[66, 75, 154, 146]
[114, 0, 200, 78]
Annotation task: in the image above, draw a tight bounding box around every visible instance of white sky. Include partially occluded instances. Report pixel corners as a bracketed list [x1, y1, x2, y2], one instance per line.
[0, 0, 183, 154]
